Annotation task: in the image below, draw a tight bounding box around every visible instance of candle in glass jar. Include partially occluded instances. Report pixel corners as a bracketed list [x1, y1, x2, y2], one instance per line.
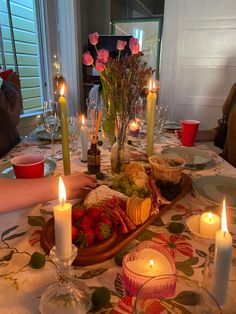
[80, 115, 88, 162]
[212, 199, 232, 305]
[59, 84, 71, 175]
[126, 248, 173, 277]
[146, 80, 157, 157]
[53, 177, 72, 259]
[129, 120, 140, 137]
[199, 212, 220, 238]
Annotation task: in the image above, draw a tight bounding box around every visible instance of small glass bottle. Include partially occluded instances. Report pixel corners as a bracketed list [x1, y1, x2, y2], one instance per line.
[87, 143, 100, 174]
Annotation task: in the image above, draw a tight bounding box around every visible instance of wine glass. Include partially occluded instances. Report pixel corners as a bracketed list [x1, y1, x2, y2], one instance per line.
[155, 105, 169, 141]
[42, 101, 59, 158]
[134, 97, 146, 146]
[68, 115, 81, 156]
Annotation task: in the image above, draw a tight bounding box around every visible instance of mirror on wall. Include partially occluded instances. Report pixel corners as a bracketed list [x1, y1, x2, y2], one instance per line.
[112, 18, 163, 78]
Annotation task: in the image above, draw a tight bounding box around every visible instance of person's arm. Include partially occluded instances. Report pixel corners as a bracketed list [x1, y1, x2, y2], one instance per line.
[196, 129, 217, 142]
[0, 172, 97, 213]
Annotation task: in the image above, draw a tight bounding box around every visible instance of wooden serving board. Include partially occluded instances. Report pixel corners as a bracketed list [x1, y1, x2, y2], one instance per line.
[40, 174, 192, 266]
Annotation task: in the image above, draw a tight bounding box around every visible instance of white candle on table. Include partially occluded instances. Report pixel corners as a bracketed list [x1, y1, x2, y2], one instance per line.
[212, 199, 232, 305]
[53, 177, 72, 259]
[80, 115, 88, 162]
[127, 248, 173, 277]
[146, 80, 157, 157]
[200, 212, 220, 238]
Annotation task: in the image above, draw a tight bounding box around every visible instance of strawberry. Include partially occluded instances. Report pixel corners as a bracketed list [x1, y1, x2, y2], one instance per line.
[72, 208, 85, 222]
[72, 226, 79, 242]
[95, 222, 112, 241]
[98, 213, 113, 226]
[86, 207, 103, 221]
[83, 228, 95, 246]
[80, 215, 94, 230]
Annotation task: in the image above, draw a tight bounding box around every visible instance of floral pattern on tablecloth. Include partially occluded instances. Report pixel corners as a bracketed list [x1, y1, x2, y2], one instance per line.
[0, 129, 236, 313]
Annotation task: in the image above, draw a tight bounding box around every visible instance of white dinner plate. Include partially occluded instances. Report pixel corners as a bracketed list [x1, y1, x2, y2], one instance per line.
[162, 146, 213, 168]
[192, 175, 236, 208]
[0, 159, 56, 178]
[36, 129, 61, 141]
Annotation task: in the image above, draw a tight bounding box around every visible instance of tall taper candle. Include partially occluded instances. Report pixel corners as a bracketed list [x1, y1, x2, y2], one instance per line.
[53, 177, 72, 259]
[80, 115, 88, 162]
[146, 80, 157, 157]
[212, 199, 232, 305]
[59, 84, 71, 175]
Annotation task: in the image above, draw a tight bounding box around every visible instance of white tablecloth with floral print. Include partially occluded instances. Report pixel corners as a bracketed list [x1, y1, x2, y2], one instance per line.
[0, 128, 235, 314]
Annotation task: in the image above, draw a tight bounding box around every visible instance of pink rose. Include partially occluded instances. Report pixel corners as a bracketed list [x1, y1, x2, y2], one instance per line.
[116, 40, 127, 51]
[95, 59, 106, 72]
[97, 49, 109, 63]
[82, 51, 94, 66]
[129, 37, 140, 54]
[89, 32, 99, 45]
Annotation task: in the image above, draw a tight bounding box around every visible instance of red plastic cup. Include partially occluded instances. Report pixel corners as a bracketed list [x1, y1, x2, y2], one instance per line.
[11, 154, 45, 179]
[0, 69, 13, 80]
[181, 120, 200, 147]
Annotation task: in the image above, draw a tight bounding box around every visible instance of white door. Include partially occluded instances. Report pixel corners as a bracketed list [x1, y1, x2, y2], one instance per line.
[160, 0, 236, 129]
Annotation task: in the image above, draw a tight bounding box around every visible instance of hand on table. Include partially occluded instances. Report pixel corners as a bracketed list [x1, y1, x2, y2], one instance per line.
[63, 172, 97, 199]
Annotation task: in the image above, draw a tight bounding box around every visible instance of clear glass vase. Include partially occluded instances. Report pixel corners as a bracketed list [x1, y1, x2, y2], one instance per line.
[110, 114, 131, 174]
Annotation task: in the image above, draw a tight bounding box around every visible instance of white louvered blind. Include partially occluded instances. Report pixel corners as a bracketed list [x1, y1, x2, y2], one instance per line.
[0, 0, 42, 111]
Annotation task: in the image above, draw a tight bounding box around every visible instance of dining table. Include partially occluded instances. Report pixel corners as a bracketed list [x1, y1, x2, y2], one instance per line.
[0, 125, 235, 314]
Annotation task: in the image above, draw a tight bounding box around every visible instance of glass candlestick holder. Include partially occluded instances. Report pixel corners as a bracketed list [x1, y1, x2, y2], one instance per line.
[39, 245, 91, 314]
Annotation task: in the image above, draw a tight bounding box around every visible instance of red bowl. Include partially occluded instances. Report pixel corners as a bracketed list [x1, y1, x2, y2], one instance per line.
[11, 154, 45, 179]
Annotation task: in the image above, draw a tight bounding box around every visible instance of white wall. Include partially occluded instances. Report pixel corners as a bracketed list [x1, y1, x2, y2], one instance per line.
[160, 0, 236, 129]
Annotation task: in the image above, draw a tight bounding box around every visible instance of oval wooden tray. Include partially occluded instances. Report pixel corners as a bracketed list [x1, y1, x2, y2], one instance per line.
[41, 174, 192, 266]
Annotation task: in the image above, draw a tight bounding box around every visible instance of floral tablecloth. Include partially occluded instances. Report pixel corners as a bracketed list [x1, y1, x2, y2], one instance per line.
[0, 129, 236, 314]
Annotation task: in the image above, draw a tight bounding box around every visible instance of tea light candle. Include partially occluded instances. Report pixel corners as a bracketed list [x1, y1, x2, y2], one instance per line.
[129, 120, 140, 137]
[53, 177, 72, 259]
[122, 241, 176, 296]
[126, 249, 173, 277]
[80, 115, 88, 162]
[212, 199, 232, 305]
[200, 212, 220, 238]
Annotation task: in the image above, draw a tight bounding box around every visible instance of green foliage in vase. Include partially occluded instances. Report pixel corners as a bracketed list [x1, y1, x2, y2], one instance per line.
[83, 33, 153, 138]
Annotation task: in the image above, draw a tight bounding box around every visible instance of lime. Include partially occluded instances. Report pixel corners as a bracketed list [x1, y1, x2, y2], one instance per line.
[96, 172, 105, 180]
[30, 252, 46, 269]
[114, 251, 127, 267]
[92, 287, 111, 308]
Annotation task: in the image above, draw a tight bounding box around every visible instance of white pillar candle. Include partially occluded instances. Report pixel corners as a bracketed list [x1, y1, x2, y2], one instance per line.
[212, 199, 232, 305]
[199, 212, 220, 238]
[53, 177, 72, 259]
[80, 115, 88, 162]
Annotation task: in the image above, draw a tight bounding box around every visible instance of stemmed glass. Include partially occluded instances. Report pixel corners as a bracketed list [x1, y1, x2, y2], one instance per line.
[68, 116, 80, 156]
[43, 101, 59, 158]
[155, 105, 169, 141]
[134, 97, 146, 146]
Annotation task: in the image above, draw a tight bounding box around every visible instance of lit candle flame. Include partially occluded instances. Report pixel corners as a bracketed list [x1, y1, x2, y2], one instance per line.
[149, 79, 152, 91]
[60, 84, 65, 96]
[82, 114, 85, 125]
[59, 176, 66, 207]
[222, 199, 228, 232]
[152, 81, 156, 89]
[149, 259, 154, 268]
[208, 212, 213, 222]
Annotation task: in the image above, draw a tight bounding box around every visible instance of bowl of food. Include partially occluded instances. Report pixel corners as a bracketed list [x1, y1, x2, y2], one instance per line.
[149, 154, 185, 184]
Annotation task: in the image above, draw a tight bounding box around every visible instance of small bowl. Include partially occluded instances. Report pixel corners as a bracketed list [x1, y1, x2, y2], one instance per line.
[149, 154, 186, 184]
[186, 214, 215, 245]
[11, 154, 45, 179]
